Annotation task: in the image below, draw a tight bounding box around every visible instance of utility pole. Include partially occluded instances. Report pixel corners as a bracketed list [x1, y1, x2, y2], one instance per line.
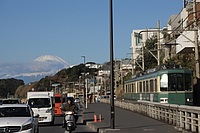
[157, 20, 161, 66]
[93, 76, 95, 103]
[110, 0, 115, 129]
[142, 43, 145, 71]
[193, 0, 200, 105]
[85, 78, 88, 108]
[193, 0, 200, 79]
[81, 56, 86, 107]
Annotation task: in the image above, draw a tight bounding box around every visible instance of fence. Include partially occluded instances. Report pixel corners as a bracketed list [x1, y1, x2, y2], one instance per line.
[101, 99, 200, 133]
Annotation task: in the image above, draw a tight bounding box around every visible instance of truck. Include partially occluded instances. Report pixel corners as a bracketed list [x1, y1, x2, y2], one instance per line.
[27, 91, 55, 125]
[54, 93, 65, 116]
[67, 92, 76, 97]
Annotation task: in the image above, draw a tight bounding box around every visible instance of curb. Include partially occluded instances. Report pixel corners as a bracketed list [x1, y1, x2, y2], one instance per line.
[86, 121, 99, 132]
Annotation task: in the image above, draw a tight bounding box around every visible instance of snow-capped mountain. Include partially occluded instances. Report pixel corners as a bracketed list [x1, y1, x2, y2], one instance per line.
[0, 55, 71, 83]
[34, 55, 69, 65]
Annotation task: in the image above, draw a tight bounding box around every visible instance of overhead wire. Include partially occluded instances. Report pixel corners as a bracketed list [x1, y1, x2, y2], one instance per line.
[162, 2, 200, 44]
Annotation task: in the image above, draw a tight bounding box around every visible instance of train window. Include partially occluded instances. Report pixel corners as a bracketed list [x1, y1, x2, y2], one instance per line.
[150, 80, 154, 92]
[131, 83, 134, 93]
[160, 74, 168, 91]
[185, 74, 192, 91]
[146, 81, 149, 92]
[177, 74, 184, 91]
[143, 81, 145, 92]
[168, 73, 184, 91]
[155, 79, 157, 92]
[139, 82, 142, 92]
[169, 74, 176, 91]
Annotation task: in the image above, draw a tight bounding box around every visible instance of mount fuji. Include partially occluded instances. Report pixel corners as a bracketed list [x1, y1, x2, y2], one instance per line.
[0, 55, 71, 83]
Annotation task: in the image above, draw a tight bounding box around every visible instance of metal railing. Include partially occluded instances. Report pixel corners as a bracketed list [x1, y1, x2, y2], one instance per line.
[101, 99, 200, 133]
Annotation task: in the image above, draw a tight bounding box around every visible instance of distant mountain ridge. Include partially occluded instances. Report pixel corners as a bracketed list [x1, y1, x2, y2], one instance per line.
[0, 55, 70, 83]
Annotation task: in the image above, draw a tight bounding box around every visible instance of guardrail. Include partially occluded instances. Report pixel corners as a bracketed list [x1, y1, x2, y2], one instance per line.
[101, 99, 200, 133]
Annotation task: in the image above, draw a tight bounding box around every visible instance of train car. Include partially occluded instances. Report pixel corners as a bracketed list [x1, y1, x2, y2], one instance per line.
[124, 66, 193, 105]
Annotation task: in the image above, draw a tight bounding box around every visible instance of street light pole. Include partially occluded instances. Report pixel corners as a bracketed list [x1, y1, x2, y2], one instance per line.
[110, 0, 115, 129]
[81, 56, 86, 108]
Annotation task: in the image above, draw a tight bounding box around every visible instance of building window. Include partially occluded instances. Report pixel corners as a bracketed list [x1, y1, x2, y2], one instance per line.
[134, 32, 142, 46]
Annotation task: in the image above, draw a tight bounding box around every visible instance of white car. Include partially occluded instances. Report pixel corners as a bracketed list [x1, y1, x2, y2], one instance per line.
[0, 104, 39, 133]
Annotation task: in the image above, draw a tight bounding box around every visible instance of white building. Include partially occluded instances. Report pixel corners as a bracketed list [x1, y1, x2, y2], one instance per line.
[131, 29, 163, 70]
[175, 1, 200, 54]
[85, 63, 100, 69]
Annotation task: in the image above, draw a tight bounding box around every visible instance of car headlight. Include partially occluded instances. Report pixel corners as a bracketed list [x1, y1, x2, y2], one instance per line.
[22, 123, 33, 131]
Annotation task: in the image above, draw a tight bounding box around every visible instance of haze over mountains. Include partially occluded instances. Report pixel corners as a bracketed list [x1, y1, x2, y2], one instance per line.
[0, 55, 71, 83]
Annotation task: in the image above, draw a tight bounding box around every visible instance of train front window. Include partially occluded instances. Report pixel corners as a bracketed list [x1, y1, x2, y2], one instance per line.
[160, 73, 190, 92]
[168, 73, 184, 91]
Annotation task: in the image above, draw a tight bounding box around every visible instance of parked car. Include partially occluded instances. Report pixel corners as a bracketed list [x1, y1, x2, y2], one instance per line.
[0, 104, 39, 133]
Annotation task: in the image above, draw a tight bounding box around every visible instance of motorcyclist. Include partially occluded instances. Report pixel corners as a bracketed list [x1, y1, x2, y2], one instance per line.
[61, 98, 78, 128]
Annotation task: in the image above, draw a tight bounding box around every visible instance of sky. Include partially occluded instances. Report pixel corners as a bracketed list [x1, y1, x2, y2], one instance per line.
[0, 0, 183, 65]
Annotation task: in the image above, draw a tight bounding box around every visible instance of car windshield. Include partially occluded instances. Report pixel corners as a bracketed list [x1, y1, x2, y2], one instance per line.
[28, 98, 51, 108]
[55, 97, 61, 103]
[2, 99, 20, 104]
[0, 107, 31, 117]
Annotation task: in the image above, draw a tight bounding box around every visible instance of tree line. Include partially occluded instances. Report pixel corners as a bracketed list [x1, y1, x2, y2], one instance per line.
[0, 63, 99, 99]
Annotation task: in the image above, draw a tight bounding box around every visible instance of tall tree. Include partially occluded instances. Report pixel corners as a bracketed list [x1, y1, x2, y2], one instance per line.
[135, 36, 160, 71]
[0, 78, 24, 98]
[143, 37, 158, 70]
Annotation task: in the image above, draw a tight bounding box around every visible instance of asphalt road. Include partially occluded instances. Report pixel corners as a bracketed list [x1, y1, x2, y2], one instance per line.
[83, 102, 181, 133]
[37, 102, 181, 133]
[39, 113, 96, 133]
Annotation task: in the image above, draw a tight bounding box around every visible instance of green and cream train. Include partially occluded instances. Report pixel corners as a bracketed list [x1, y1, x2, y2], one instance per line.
[124, 67, 193, 105]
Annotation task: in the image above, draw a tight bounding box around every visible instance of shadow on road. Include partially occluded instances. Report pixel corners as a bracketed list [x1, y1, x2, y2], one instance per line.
[82, 111, 94, 114]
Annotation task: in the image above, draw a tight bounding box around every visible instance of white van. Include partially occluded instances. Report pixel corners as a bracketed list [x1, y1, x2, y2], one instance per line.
[27, 91, 55, 125]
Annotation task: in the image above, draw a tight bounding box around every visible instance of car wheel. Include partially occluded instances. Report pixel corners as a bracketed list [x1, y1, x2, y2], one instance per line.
[50, 121, 54, 126]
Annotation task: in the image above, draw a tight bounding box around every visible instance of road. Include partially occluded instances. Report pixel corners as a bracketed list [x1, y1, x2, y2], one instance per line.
[38, 102, 181, 133]
[39, 114, 96, 133]
[83, 102, 180, 133]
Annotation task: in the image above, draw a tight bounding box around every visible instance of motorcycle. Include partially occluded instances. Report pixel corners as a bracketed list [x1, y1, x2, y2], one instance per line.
[64, 111, 76, 133]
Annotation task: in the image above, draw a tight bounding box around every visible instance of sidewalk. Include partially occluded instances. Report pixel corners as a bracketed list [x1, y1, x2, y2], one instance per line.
[82, 102, 112, 133]
[82, 102, 183, 133]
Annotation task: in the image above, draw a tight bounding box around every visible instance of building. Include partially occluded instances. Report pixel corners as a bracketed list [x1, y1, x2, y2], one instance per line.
[131, 1, 200, 73]
[175, 1, 200, 55]
[131, 29, 164, 72]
